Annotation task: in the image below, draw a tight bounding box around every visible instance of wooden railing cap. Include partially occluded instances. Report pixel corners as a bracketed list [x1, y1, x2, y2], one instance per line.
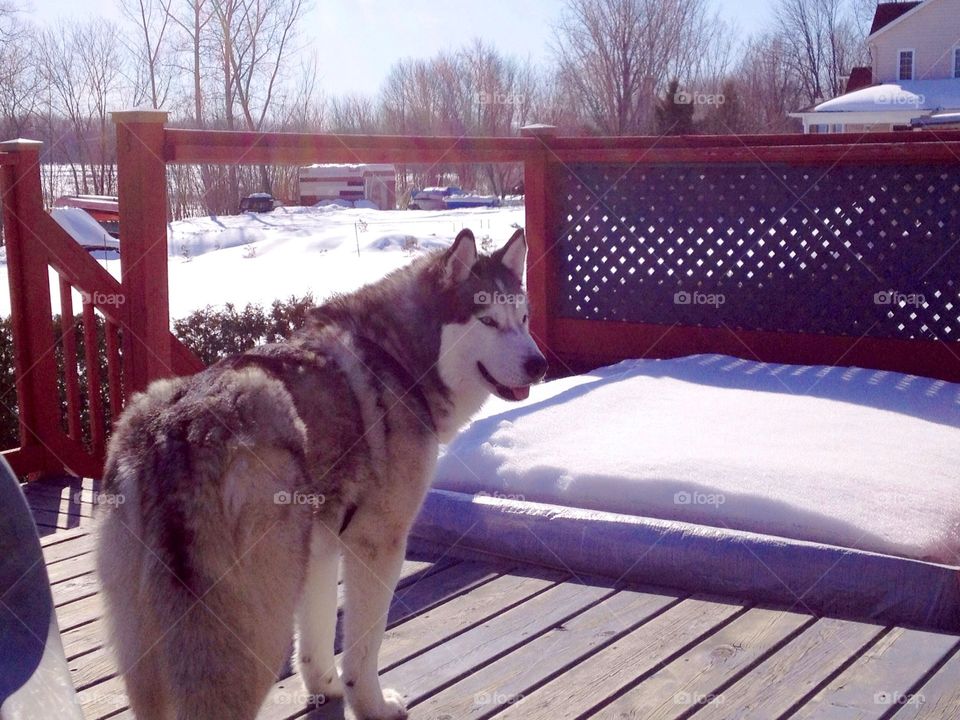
[0, 139, 43, 152]
[111, 107, 169, 124]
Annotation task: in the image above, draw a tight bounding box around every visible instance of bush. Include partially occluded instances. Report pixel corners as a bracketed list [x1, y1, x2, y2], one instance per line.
[1, 295, 315, 453]
[172, 294, 314, 365]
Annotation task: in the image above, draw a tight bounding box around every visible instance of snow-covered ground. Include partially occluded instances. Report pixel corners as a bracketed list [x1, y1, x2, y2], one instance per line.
[0, 205, 524, 318]
[162, 205, 523, 318]
[4, 204, 960, 565]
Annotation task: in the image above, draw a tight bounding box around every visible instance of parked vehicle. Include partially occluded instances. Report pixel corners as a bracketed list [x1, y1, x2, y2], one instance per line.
[239, 193, 281, 213]
[408, 186, 500, 210]
[54, 195, 120, 238]
[50, 207, 121, 258]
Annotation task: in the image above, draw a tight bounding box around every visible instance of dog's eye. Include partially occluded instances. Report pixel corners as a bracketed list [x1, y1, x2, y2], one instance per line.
[478, 316, 499, 328]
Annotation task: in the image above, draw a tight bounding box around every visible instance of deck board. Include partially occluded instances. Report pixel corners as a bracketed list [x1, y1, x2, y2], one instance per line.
[382, 577, 613, 701]
[669, 616, 886, 720]
[409, 586, 679, 719]
[492, 596, 746, 720]
[592, 606, 814, 720]
[15, 478, 960, 720]
[790, 627, 960, 720]
[890, 650, 960, 720]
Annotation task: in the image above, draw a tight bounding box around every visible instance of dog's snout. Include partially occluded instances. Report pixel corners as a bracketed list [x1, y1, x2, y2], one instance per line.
[525, 354, 548, 381]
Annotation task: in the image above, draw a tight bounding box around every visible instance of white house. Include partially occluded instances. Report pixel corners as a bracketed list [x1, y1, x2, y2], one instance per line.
[791, 0, 960, 133]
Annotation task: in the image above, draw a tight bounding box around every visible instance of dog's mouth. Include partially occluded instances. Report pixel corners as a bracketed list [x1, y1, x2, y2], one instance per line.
[477, 362, 530, 402]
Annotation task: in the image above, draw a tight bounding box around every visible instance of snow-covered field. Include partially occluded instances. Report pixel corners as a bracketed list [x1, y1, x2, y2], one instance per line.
[0, 204, 524, 318]
[3, 204, 959, 565]
[162, 205, 523, 318]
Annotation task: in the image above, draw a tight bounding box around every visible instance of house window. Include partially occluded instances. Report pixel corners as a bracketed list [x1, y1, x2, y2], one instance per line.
[954, 48, 960, 78]
[898, 50, 915, 81]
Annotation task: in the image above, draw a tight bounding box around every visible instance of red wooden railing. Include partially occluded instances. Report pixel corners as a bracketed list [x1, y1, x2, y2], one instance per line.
[0, 129, 202, 479]
[3, 114, 959, 479]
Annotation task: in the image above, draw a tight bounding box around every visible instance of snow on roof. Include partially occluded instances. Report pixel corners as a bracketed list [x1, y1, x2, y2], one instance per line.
[811, 79, 960, 113]
[912, 111, 960, 127]
[301, 163, 395, 175]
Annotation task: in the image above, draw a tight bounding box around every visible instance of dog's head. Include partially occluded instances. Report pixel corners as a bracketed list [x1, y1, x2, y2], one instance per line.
[436, 228, 548, 405]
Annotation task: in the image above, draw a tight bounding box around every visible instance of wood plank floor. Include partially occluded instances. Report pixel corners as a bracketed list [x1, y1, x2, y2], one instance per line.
[22, 476, 960, 720]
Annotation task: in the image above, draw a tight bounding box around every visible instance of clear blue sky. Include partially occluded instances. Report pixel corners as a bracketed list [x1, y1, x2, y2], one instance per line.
[29, 0, 774, 96]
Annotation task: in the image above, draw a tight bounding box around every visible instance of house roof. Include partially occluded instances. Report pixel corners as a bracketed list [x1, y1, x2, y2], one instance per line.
[808, 78, 960, 113]
[911, 111, 960, 127]
[869, 1, 923, 36]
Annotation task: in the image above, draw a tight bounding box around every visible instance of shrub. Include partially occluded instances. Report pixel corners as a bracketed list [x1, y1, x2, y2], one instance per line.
[172, 294, 314, 365]
[1, 295, 315, 453]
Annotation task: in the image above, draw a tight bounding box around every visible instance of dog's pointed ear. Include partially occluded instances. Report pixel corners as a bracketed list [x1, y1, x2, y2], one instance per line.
[495, 228, 527, 279]
[442, 229, 478, 287]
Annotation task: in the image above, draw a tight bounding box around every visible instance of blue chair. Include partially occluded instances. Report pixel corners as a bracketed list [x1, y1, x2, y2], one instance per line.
[0, 458, 83, 719]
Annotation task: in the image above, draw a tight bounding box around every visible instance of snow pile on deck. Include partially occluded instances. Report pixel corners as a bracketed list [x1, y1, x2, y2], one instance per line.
[435, 354, 960, 564]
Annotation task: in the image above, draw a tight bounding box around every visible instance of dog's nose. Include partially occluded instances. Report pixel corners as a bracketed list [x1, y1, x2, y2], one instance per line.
[524, 354, 548, 381]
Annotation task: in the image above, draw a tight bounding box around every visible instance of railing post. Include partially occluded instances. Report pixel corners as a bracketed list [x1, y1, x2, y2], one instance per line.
[521, 124, 559, 365]
[112, 108, 172, 396]
[0, 139, 63, 475]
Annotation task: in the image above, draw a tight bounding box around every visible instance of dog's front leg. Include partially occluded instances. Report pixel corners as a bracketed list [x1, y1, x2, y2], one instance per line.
[340, 524, 408, 720]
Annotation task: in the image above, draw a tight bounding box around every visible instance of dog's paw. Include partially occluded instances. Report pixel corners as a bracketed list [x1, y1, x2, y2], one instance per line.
[355, 688, 407, 719]
[302, 664, 344, 701]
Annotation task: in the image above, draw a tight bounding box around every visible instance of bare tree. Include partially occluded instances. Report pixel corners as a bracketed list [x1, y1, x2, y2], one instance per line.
[121, 0, 175, 108]
[166, 0, 214, 124]
[39, 20, 129, 197]
[202, 0, 310, 200]
[0, 4, 42, 139]
[328, 94, 379, 133]
[850, 0, 879, 41]
[208, 0, 309, 131]
[376, 41, 539, 194]
[734, 33, 806, 132]
[774, 0, 865, 105]
[551, 0, 723, 134]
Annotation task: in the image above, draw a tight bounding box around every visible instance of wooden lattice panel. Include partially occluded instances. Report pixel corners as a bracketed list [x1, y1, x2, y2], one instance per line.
[554, 163, 960, 341]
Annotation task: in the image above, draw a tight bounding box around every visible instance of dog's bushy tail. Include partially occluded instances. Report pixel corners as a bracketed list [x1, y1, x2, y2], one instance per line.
[97, 368, 314, 719]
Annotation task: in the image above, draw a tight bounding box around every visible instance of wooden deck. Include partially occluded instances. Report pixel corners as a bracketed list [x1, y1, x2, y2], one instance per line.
[23, 476, 960, 720]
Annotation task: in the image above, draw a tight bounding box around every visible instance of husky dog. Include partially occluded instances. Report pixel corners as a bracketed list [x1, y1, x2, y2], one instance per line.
[95, 228, 547, 720]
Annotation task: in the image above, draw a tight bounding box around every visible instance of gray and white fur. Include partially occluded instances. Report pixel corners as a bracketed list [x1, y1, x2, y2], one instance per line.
[95, 228, 547, 720]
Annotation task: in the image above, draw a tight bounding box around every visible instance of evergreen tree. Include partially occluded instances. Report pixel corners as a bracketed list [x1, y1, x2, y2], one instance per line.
[655, 79, 696, 135]
[701, 80, 748, 135]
